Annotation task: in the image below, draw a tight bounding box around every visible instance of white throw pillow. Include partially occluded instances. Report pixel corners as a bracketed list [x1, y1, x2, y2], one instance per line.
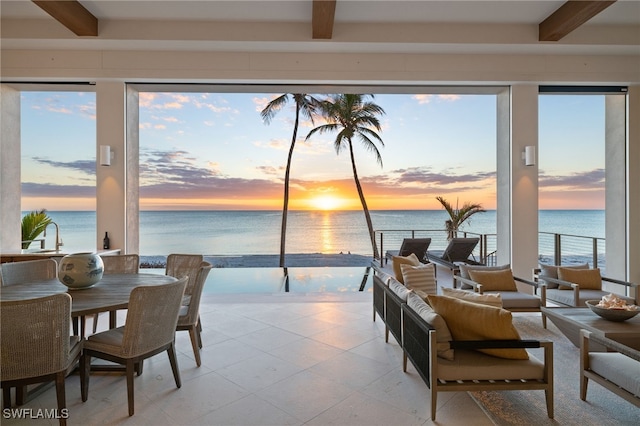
[401, 263, 436, 296]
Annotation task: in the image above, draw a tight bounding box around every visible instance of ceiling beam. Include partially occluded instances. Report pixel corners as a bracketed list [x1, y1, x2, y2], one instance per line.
[312, 0, 336, 39]
[32, 0, 98, 36]
[539, 0, 616, 41]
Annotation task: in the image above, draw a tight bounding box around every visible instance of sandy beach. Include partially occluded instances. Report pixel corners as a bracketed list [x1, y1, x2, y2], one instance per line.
[140, 253, 373, 268]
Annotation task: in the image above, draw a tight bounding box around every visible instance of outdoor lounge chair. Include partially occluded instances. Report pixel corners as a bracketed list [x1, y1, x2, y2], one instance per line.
[385, 237, 431, 265]
[454, 266, 547, 327]
[533, 265, 638, 307]
[426, 237, 482, 274]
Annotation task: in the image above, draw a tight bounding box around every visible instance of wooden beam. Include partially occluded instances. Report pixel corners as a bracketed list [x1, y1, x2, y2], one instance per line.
[32, 0, 98, 36]
[539, 0, 616, 41]
[312, 0, 336, 39]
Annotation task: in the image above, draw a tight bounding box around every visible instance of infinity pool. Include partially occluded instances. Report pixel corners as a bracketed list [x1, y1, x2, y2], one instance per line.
[203, 266, 373, 294]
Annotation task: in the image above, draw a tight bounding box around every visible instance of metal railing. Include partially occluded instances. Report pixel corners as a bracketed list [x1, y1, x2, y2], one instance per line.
[538, 232, 605, 272]
[375, 229, 604, 271]
[374, 229, 497, 266]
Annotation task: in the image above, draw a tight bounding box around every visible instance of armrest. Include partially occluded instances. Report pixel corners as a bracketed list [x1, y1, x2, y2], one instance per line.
[453, 275, 480, 291]
[450, 339, 547, 350]
[581, 330, 640, 362]
[514, 276, 539, 289]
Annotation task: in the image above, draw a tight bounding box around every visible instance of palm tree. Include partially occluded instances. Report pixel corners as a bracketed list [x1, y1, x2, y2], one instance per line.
[307, 94, 385, 259]
[261, 94, 320, 267]
[21, 209, 52, 249]
[435, 196, 486, 239]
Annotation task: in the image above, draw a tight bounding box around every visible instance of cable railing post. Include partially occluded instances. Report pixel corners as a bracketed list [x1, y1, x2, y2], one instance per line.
[379, 232, 384, 267]
[593, 238, 598, 269]
[555, 233, 561, 265]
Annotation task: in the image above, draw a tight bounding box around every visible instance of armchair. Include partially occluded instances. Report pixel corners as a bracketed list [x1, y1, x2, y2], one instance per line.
[534, 265, 638, 308]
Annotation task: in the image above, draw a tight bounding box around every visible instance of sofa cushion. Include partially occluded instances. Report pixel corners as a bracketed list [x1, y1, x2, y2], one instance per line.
[407, 292, 454, 360]
[392, 253, 420, 284]
[458, 264, 511, 289]
[426, 295, 528, 360]
[538, 263, 589, 289]
[388, 279, 412, 302]
[401, 263, 436, 295]
[589, 352, 640, 398]
[558, 267, 602, 290]
[437, 349, 544, 381]
[468, 269, 517, 292]
[441, 287, 502, 308]
[484, 290, 541, 309]
[546, 288, 634, 307]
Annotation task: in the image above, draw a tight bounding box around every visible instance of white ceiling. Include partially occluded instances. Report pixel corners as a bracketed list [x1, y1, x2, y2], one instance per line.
[1, 0, 639, 55]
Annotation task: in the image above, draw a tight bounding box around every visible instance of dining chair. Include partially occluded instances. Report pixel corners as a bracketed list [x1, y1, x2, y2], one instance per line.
[0, 258, 58, 286]
[166, 253, 203, 301]
[81, 276, 187, 416]
[90, 254, 140, 333]
[176, 261, 212, 366]
[1, 293, 85, 426]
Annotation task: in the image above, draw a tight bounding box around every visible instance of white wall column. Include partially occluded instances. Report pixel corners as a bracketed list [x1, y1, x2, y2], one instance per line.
[628, 85, 640, 288]
[0, 84, 22, 251]
[96, 81, 127, 252]
[498, 85, 539, 280]
[605, 95, 627, 280]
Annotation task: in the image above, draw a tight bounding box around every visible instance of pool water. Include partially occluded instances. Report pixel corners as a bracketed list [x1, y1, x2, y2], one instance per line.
[203, 266, 374, 294]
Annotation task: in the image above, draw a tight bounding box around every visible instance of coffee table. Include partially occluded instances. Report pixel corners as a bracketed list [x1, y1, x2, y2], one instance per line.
[541, 306, 640, 351]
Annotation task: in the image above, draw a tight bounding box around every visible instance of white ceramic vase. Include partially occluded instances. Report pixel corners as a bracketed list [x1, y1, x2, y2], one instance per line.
[58, 252, 104, 290]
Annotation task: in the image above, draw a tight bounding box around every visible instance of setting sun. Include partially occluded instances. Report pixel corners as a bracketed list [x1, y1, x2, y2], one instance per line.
[310, 195, 344, 211]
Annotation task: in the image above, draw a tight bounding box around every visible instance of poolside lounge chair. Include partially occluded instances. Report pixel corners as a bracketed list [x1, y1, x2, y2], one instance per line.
[426, 237, 482, 274]
[385, 238, 431, 265]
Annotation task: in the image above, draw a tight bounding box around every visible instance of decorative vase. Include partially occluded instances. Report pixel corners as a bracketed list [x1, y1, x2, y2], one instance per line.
[58, 252, 104, 290]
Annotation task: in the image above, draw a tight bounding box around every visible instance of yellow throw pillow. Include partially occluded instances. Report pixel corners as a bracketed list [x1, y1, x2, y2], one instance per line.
[441, 287, 503, 308]
[392, 253, 420, 284]
[468, 269, 517, 292]
[426, 295, 528, 360]
[558, 267, 602, 290]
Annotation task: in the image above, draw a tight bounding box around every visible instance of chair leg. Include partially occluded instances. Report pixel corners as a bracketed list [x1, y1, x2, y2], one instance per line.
[167, 342, 182, 388]
[81, 354, 90, 402]
[92, 313, 100, 334]
[126, 360, 135, 416]
[188, 325, 201, 367]
[2, 387, 11, 409]
[15, 386, 25, 406]
[196, 317, 203, 348]
[54, 371, 67, 426]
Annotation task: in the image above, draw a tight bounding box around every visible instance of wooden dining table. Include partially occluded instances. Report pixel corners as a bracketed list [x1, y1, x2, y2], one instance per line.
[0, 273, 178, 333]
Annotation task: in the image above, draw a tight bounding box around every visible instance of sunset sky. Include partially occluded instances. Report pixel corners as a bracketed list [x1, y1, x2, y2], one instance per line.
[20, 90, 605, 211]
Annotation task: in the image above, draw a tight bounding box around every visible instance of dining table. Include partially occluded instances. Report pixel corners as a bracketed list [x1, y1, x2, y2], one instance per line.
[0, 273, 178, 334]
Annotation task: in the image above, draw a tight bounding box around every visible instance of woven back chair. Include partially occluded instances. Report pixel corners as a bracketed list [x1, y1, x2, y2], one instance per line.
[0, 258, 58, 286]
[90, 254, 141, 334]
[81, 277, 187, 416]
[166, 253, 204, 298]
[1, 293, 84, 425]
[177, 261, 212, 366]
[101, 254, 140, 274]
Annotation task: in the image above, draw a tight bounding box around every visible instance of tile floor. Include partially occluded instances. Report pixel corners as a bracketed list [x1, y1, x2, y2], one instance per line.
[3, 290, 494, 425]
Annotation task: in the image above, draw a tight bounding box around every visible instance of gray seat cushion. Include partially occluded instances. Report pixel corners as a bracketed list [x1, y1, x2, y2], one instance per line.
[484, 290, 541, 309]
[590, 352, 640, 397]
[547, 288, 634, 307]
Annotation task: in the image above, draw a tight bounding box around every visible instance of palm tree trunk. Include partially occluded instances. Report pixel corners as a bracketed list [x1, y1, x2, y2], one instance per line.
[279, 109, 300, 267]
[347, 140, 379, 259]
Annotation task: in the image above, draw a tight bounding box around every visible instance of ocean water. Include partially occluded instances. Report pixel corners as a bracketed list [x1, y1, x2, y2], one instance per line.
[28, 210, 604, 257]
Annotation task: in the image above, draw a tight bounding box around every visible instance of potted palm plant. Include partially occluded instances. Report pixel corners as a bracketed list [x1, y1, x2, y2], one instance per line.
[436, 196, 485, 240]
[21, 209, 52, 249]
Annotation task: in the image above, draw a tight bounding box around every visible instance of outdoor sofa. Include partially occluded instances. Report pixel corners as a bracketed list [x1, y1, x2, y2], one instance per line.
[373, 271, 554, 421]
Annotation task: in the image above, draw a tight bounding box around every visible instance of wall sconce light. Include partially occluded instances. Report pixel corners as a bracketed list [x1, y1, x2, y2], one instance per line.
[523, 146, 536, 166]
[99, 145, 112, 166]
